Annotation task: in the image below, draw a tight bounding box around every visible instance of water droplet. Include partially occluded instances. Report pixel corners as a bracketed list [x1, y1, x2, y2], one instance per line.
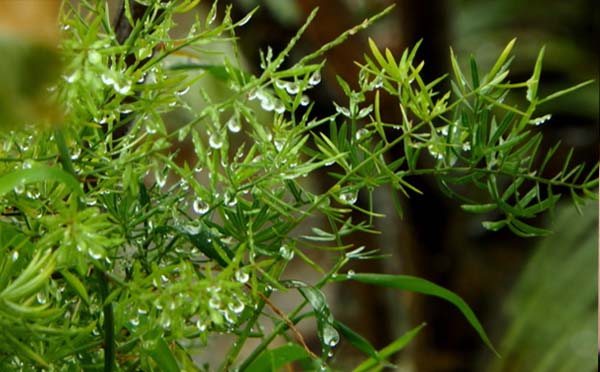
[274, 100, 285, 114]
[137, 307, 148, 315]
[64, 71, 80, 83]
[160, 317, 171, 330]
[235, 270, 249, 283]
[160, 275, 169, 284]
[155, 170, 167, 188]
[300, 95, 310, 106]
[196, 320, 207, 331]
[371, 76, 384, 89]
[274, 139, 285, 152]
[88, 247, 104, 260]
[14, 183, 25, 195]
[11, 251, 18, 262]
[193, 198, 210, 215]
[36, 292, 47, 304]
[335, 105, 351, 118]
[279, 244, 294, 260]
[228, 299, 245, 314]
[129, 317, 140, 327]
[323, 325, 340, 347]
[309, 71, 321, 86]
[114, 81, 132, 95]
[339, 190, 357, 205]
[100, 73, 115, 86]
[175, 86, 190, 96]
[209, 133, 224, 149]
[347, 269, 355, 277]
[70, 147, 81, 160]
[260, 97, 275, 112]
[136, 46, 152, 61]
[22, 160, 34, 169]
[354, 128, 369, 141]
[224, 310, 236, 324]
[227, 117, 241, 133]
[284, 82, 299, 95]
[209, 296, 221, 309]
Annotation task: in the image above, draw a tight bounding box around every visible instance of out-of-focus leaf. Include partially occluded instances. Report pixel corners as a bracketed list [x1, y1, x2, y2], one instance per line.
[486, 201, 598, 372]
[0, 0, 62, 130]
[146, 337, 180, 372]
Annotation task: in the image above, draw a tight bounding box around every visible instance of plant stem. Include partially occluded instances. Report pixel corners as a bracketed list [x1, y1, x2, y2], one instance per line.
[98, 270, 115, 372]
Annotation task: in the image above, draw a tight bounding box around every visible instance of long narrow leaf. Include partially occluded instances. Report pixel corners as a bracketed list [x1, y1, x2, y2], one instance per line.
[335, 273, 498, 356]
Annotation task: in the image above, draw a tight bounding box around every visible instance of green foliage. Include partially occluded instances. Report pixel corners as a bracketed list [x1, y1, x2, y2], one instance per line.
[0, 0, 597, 370]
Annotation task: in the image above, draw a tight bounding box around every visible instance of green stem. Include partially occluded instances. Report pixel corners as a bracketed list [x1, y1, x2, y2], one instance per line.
[98, 270, 115, 372]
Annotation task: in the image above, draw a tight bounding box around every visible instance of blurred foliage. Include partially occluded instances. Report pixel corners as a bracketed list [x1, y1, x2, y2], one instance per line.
[486, 200, 597, 372]
[0, 0, 63, 129]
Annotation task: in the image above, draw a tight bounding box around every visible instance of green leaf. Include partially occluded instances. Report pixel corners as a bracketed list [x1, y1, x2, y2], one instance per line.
[461, 203, 497, 213]
[335, 273, 498, 356]
[334, 320, 383, 364]
[352, 323, 426, 372]
[526, 46, 545, 102]
[146, 337, 180, 372]
[244, 344, 311, 372]
[60, 270, 90, 306]
[0, 166, 83, 197]
[298, 286, 338, 353]
[485, 38, 516, 83]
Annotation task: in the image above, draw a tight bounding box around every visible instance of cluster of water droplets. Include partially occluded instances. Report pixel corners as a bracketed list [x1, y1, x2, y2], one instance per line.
[529, 114, 552, 126]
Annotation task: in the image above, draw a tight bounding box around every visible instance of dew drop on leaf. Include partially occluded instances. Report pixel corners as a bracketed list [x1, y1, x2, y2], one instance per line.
[279, 244, 294, 260]
[274, 100, 285, 114]
[323, 325, 340, 347]
[235, 270, 249, 283]
[175, 86, 190, 96]
[209, 133, 224, 149]
[339, 191, 357, 205]
[36, 293, 47, 304]
[193, 198, 209, 214]
[285, 82, 299, 95]
[260, 98, 275, 112]
[300, 95, 310, 106]
[227, 117, 241, 133]
[309, 70, 321, 86]
[354, 128, 369, 141]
